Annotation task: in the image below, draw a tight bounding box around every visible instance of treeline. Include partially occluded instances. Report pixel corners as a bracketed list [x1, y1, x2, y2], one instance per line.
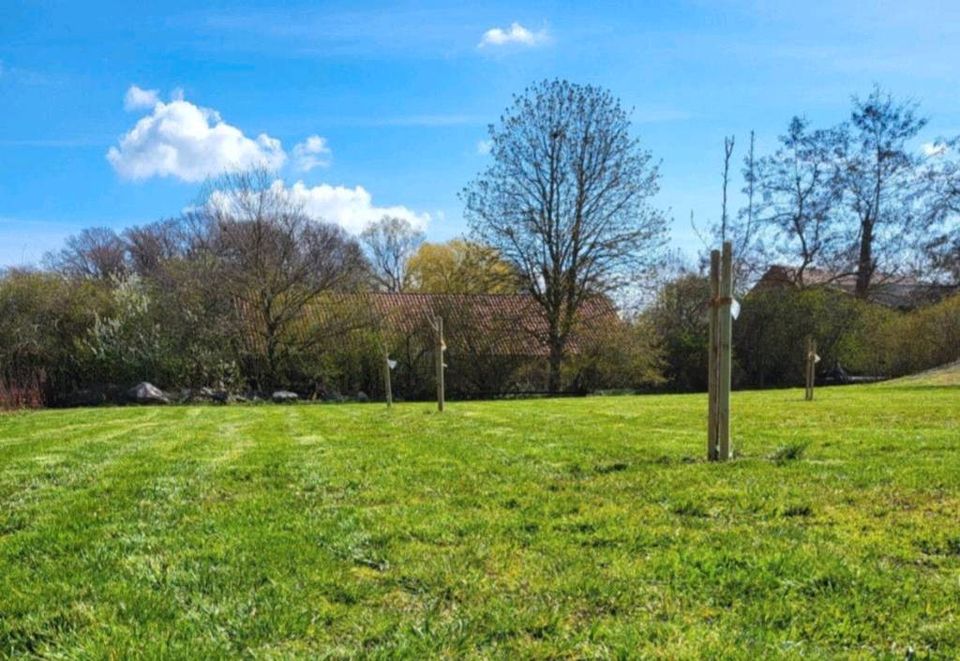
[652, 84, 960, 391]
[1, 80, 958, 408]
[646, 272, 960, 390]
[0, 170, 661, 407]
[715, 86, 959, 293]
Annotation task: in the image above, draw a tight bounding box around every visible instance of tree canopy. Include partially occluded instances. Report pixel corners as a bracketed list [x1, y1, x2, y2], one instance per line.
[463, 79, 667, 391]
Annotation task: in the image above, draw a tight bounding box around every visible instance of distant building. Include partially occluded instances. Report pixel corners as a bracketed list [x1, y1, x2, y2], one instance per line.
[753, 265, 957, 310]
[236, 292, 623, 397]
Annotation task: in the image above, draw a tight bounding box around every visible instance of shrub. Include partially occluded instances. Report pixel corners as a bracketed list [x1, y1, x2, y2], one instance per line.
[0, 372, 46, 410]
[870, 293, 960, 377]
[566, 317, 665, 392]
[734, 287, 889, 387]
[643, 273, 711, 391]
[0, 269, 111, 403]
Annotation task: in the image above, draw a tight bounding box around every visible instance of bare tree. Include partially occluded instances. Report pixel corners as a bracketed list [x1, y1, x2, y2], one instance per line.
[123, 218, 191, 278]
[744, 131, 756, 237]
[730, 129, 768, 290]
[840, 87, 929, 296]
[462, 79, 667, 392]
[45, 227, 127, 279]
[188, 169, 368, 386]
[754, 117, 846, 286]
[720, 135, 735, 242]
[920, 138, 960, 285]
[696, 132, 764, 293]
[359, 215, 424, 292]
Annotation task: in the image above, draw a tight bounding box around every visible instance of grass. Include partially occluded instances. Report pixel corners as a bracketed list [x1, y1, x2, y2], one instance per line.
[887, 360, 960, 387]
[1, 377, 958, 658]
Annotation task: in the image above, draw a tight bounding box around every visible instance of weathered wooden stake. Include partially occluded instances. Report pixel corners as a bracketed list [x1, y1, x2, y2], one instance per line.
[804, 336, 817, 401]
[717, 241, 733, 460]
[708, 241, 733, 461]
[382, 343, 393, 408]
[435, 316, 445, 412]
[707, 249, 720, 461]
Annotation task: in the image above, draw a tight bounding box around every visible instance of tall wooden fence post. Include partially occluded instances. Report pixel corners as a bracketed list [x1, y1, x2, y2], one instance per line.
[717, 241, 733, 460]
[707, 250, 720, 461]
[435, 316, 445, 412]
[707, 241, 733, 461]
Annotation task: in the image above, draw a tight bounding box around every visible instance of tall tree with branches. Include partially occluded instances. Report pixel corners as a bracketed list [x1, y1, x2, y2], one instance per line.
[919, 138, 960, 285]
[359, 215, 425, 292]
[462, 79, 667, 392]
[840, 87, 929, 296]
[187, 169, 368, 387]
[753, 117, 847, 286]
[45, 227, 128, 280]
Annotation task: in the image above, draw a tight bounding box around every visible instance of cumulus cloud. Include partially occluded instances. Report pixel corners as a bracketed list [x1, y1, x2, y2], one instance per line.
[123, 85, 160, 111]
[478, 22, 548, 48]
[208, 179, 429, 234]
[292, 135, 333, 172]
[111, 88, 427, 233]
[283, 180, 429, 234]
[107, 92, 286, 182]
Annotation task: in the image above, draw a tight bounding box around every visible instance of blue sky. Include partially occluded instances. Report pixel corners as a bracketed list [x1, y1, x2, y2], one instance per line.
[2, 0, 960, 267]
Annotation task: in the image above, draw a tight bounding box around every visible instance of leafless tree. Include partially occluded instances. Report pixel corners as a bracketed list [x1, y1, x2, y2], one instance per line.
[919, 138, 960, 285]
[730, 129, 768, 290]
[462, 79, 667, 392]
[720, 135, 735, 242]
[187, 169, 368, 386]
[359, 215, 424, 292]
[839, 87, 929, 296]
[753, 117, 846, 286]
[123, 218, 191, 278]
[45, 227, 128, 279]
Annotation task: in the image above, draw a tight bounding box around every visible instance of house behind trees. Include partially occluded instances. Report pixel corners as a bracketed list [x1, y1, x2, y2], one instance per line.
[235, 292, 637, 399]
[753, 265, 958, 310]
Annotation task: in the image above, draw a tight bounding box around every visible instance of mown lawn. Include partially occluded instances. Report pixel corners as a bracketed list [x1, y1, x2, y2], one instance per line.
[1, 379, 958, 658]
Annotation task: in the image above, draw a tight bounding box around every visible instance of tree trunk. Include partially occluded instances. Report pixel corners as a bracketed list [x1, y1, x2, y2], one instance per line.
[855, 220, 874, 298]
[547, 340, 564, 394]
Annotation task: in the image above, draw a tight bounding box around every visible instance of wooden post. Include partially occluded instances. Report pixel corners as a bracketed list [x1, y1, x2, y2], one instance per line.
[382, 344, 393, 408]
[435, 316, 445, 412]
[811, 338, 817, 399]
[707, 249, 720, 461]
[717, 241, 733, 460]
[805, 336, 817, 401]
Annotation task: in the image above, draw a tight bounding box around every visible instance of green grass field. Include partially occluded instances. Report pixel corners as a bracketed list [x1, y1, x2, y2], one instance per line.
[1, 375, 958, 658]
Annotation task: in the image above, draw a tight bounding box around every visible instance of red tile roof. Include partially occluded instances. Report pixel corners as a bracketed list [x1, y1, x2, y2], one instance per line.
[239, 292, 619, 358]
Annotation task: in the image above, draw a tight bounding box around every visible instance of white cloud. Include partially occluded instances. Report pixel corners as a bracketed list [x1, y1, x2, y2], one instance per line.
[922, 141, 948, 157]
[111, 90, 426, 233]
[478, 22, 548, 48]
[209, 179, 429, 235]
[292, 135, 332, 172]
[107, 94, 286, 182]
[476, 139, 492, 155]
[282, 180, 429, 234]
[123, 85, 160, 111]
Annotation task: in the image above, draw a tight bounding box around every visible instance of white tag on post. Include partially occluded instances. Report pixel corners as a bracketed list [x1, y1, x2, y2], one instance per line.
[730, 298, 741, 320]
[387, 359, 397, 370]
